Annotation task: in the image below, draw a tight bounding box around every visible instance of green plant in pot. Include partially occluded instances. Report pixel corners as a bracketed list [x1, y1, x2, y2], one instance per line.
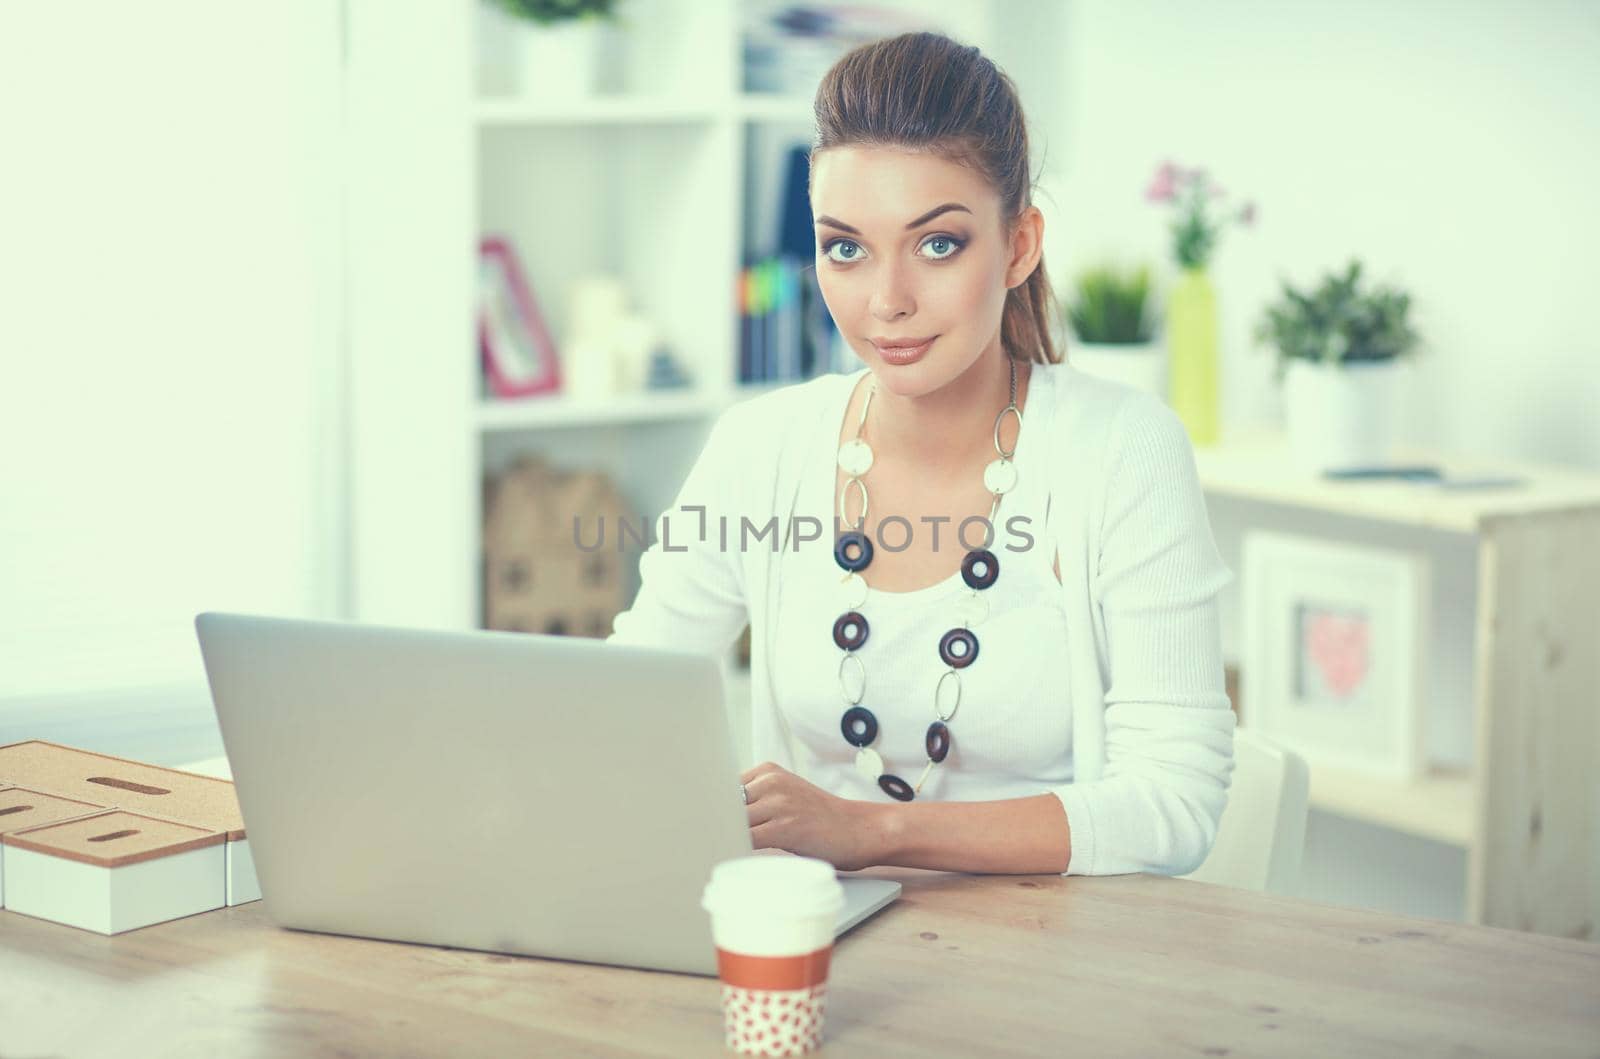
[1065, 264, 1165, 396]
[484, 0, 622, 99]
[1253, 258, 1424, 472]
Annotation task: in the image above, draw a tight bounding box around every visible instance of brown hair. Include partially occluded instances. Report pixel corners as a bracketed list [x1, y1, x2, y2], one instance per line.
[811, 32, 1061, 365]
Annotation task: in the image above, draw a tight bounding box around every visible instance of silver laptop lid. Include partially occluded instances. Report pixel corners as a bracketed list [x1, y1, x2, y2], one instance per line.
[194, 611, 755, 975]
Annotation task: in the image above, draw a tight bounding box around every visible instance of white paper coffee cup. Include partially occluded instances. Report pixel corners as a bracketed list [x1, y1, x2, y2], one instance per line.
[701, 856, 845, 1055]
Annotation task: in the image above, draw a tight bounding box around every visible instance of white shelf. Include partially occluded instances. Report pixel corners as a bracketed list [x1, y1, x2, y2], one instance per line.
[474, 92, 813, 128]
[477, 388, 724, 431]
[1307, 764, 1475, 848]
[476, 376, 845, 432]
[475, 95, 720, 127]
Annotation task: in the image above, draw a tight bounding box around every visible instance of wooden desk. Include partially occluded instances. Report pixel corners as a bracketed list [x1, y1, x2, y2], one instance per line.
[2, 869, 1596, 1057]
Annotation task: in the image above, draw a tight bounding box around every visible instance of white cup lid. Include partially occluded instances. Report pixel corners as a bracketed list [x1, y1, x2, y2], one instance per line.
[700, 855, 845, 920]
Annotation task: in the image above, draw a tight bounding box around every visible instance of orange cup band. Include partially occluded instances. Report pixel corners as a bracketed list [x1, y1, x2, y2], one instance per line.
[715, 945, 833, 990]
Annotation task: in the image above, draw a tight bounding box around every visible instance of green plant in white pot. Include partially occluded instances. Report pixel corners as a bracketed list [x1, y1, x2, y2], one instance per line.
[484, 0, 621, 100]
[1065, 264, 1164, 397]
[1254, 258, 1423, 472]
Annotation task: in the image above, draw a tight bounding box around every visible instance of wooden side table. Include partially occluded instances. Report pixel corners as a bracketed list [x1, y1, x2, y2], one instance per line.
[1195, 429, 1600, 938]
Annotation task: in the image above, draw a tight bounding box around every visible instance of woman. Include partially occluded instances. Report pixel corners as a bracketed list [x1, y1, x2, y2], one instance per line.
[610, 32, 1235, 878]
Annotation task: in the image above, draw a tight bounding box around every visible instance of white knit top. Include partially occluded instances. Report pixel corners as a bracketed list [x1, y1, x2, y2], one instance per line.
[609, 362, 1237, 877]
[770, 369, 1075, 803]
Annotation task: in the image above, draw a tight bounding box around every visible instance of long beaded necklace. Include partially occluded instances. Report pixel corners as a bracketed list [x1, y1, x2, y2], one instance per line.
[830, 357, 1022, 801]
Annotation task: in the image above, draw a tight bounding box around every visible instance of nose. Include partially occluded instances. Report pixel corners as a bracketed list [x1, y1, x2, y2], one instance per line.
[868, 259, 915, 322]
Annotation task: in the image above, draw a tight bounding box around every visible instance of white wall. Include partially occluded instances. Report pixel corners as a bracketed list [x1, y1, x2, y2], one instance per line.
[1051, 0, 1600, 469]
[0, 4, 345, 763]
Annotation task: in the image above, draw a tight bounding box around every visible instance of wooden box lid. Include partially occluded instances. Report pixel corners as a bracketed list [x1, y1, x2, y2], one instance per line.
[0, 786, 108, 835]
[0, 741, 245, 839]
[3, 808, 225, 868]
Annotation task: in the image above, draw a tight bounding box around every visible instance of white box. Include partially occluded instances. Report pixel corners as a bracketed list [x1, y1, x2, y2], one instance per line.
[2, 809, 226, 934]
[0, 786, 109, 908]
[0, 741, 258, 906]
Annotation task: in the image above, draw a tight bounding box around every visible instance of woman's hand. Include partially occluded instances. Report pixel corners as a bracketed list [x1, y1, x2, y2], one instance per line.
[741, 761, 888, 872]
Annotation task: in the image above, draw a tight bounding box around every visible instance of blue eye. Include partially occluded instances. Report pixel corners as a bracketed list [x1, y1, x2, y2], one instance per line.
[820, 239, 863, 264]
[825, 235, 960, 265]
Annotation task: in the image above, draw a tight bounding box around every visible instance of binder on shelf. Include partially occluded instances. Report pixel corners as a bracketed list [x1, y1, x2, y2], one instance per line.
[737, 255, 827, 386]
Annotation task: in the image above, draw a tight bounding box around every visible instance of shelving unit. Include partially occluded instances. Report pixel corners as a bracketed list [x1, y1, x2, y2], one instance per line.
[1195, 429, 1600, 937]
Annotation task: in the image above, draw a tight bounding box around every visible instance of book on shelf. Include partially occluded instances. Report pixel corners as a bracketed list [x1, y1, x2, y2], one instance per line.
[737, 255, 838, 386]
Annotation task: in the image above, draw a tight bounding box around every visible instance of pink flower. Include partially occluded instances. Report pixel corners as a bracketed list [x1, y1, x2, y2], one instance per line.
[1145, 160, 1179, 203]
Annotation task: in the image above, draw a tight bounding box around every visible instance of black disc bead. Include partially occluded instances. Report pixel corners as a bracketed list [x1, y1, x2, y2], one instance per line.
[938, 627, 980, 669]
[961, 548, 1000, 590]
[833, 530, 874, 573]
[832, 611, 869, 651]
[925, 721, 951, 763]
[840, 705, 879, 748]
[878, 774, 915, 801]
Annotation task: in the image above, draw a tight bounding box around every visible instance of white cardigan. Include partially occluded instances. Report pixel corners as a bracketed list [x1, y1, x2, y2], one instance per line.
[609, 362, 1236, 876]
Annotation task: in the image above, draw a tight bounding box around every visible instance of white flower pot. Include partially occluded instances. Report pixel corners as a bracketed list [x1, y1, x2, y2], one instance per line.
[1282, 358, 1409, 472]
[514, 18, 604, 99]
[1068, 341, 1166, 398]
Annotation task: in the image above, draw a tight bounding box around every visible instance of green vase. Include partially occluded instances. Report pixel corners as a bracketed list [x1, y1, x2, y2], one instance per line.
[1166, 267, 1220, 445]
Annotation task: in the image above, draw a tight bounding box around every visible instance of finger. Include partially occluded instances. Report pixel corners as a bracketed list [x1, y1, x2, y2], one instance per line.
[741, 770, 787, 805]
[746, 796, 781, 829]
[740, 762, 777, 784]
[750, 820, 785, 850]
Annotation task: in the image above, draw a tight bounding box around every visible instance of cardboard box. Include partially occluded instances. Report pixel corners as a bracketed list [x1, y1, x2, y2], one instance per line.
[0, 741, 258, 906]
[482, 456, 636, 637]
[0, 786, 109, 907]
[2, 809, 225, 934]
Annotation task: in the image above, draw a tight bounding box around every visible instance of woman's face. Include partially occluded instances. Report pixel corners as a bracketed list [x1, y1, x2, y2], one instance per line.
[809, 145, 1029, 399]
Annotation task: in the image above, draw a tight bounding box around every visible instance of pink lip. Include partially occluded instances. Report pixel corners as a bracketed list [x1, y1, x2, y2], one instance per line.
[876, 337, 934, 367]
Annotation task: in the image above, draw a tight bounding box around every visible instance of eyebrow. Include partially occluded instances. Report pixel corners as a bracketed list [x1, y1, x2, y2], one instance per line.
[814, 202, 973, 235]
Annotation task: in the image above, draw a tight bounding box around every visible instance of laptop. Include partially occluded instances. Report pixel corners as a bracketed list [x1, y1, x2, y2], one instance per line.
[193, 612, 900, 975]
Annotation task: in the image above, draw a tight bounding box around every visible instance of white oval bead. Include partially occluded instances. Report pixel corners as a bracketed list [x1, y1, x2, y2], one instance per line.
[993, 404, 1022, 458]
[934, 669, 961, 722]
[854, 746, 884, 781]
[983, 457, 1018, 495]
[837, 652, 866, 705]
[837, 477, 869, 530]
[837, 438, 874, 476]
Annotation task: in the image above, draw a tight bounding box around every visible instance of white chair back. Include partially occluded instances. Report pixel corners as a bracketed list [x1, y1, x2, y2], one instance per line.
[1182, 727, 1309, 894]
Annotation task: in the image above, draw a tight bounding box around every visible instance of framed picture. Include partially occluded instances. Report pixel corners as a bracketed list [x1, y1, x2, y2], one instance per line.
[478, 235, 561, 398]
[1241, 529, 1430, 780]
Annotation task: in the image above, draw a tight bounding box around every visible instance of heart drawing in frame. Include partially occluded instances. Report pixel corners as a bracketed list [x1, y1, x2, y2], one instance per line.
[1298, 604, 1372, 701]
